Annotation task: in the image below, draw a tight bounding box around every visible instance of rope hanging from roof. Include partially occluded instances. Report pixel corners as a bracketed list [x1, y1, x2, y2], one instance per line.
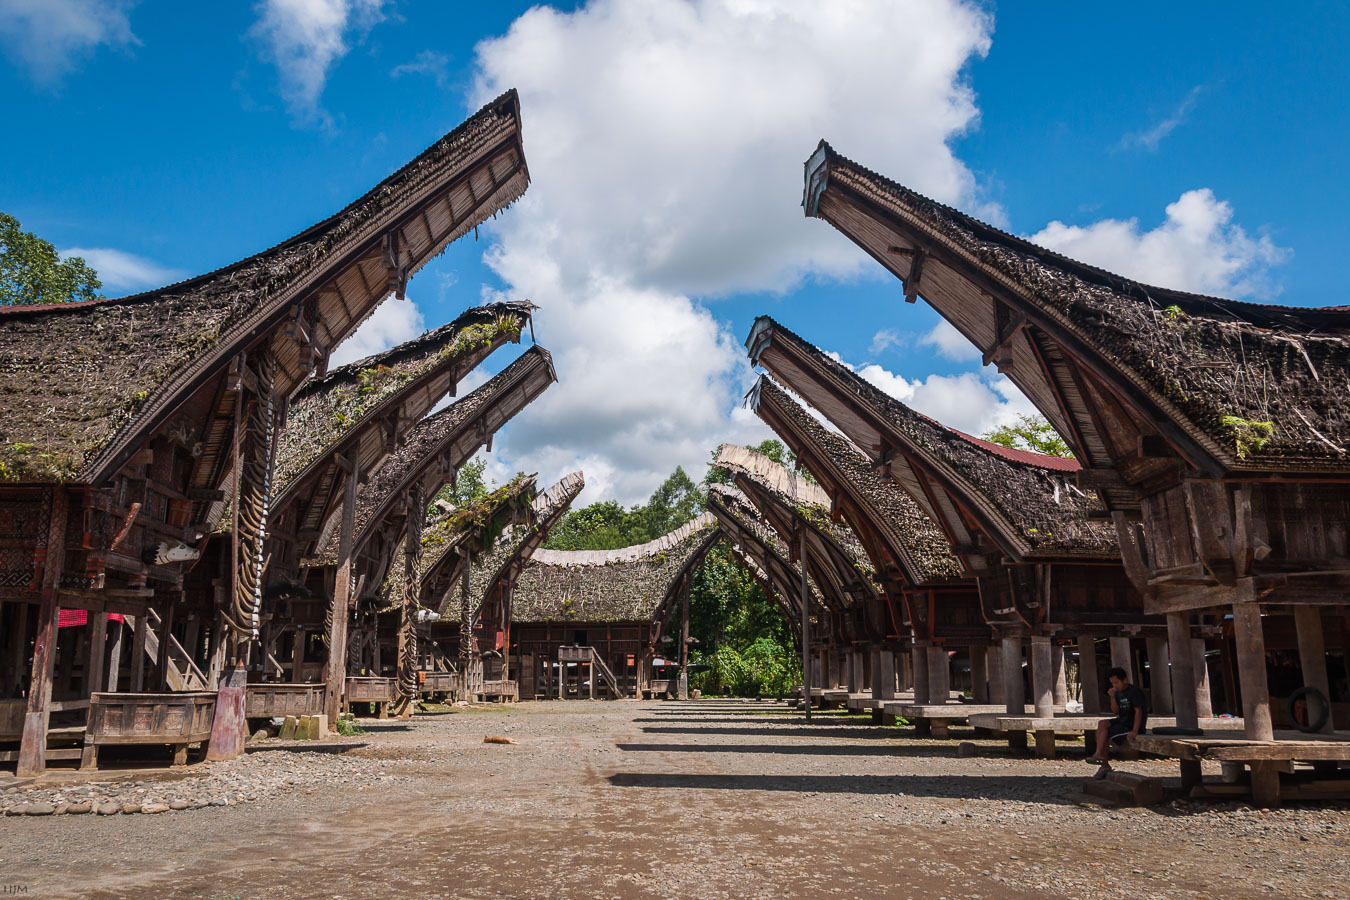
[227, 348, 278, 639]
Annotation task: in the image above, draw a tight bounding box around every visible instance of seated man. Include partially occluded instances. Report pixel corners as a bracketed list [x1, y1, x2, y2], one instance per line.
[1085, 666, 1147, 773]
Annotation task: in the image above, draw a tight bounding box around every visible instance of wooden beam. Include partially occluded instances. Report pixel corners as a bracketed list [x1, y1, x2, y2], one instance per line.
[17, 487, 68, 776]
[1233, 582, 1274, 741]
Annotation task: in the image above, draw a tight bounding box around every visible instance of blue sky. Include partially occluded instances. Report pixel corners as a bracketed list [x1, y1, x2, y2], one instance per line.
[3, 1, 1347, 504]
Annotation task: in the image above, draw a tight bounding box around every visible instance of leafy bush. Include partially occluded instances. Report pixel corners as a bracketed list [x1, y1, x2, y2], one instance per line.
[691, 639, 800, 697]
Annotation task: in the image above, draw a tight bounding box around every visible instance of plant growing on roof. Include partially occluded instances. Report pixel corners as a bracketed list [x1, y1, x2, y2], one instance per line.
[1220, 415, 1275, 460]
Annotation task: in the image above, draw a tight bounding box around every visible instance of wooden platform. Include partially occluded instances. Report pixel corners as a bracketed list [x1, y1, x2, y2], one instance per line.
[245, 683, 325, 719]
[967, 713, 1247, 758]
[1131, 729, 1350, 806]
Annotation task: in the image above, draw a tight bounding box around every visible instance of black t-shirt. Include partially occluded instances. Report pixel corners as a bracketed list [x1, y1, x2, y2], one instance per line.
[1113, 684, 1148, 731]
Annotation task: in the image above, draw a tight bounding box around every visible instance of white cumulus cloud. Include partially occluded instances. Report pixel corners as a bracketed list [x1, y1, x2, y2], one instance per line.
[0, 0, 138, 84]
[919, 319, 980, 362]
[466, 0, 994, 504]
[59, 246, 185, 294]
[326, 295, 424, 369]
[855, 363, 1038, 438]
[250, 0, 387, 128]
[1029, 188, 1290, 299]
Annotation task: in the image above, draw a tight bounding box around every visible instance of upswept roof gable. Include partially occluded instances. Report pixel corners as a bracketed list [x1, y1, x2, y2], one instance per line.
[0, 91, 528, 484]
[804, 141, 1350, 472]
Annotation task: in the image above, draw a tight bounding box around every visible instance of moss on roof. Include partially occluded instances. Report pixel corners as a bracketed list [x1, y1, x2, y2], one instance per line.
[511, 515, 719, 623]
[814, 142, 1350, 471]
[753, 379, 962, 585]
[274, 303, 530, 492]
[0, 92, 525, 484]
[756, 318, 1116, 557]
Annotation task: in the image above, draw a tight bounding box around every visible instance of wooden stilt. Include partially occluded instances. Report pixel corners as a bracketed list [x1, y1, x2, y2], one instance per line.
[205, 664, 248, 761]
[1291, 606, 1333, 733]
[987, 644, 1005, 705]
[131, 613, 147, 692]
[897, 648, 913, 694]
[79, 613, 108, 770]
[1232, 585, 1274, 741]
[1051, 643, 1068, 707]
[1078, 636, 1101, 714]
[1001, 634, 1024, 716]
[105, 617, 124, 693]
[1109, 636, 1132, 682]
[1147, 636, 1174, 714]
[17, 487, 68, 777]
[1192, 638, 1213, 718]
[1030, 636, 1054, 719]
[1166, 613, 1198, 730]
[873, 648, 895, 701]
[926, 645, 949, 705]
[912, 640, 931, 706]
[970, 644, 988, 704]
[325, 455, 359, 725]
[799, 530, 811, 719]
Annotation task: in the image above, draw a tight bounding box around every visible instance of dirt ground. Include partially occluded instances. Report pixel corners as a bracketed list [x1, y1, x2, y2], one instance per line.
[2, 699, 1348, 899]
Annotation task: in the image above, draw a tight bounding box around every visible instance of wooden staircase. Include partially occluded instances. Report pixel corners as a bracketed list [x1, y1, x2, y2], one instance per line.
[588, 650, 620, 698]
[124, 609, 208, 691]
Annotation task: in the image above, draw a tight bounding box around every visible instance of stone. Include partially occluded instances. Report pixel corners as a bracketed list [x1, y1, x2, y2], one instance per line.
[210, 798, 228, 807]
[141, 803, 170, 814]
[54, 802, 70, 815]
[121, 803, 142, 814]
[24, 802, 57, 816]
[170, 799, 190, 810]
[250, 728, 270, 742]
[279, 716, 298, 740]
[97, 802, 121, 816]
[67, 801, 92, 815]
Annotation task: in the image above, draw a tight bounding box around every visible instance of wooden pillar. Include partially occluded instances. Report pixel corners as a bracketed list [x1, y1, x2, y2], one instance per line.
[678, 577, 690, 700]
[5, 603, 28, 696]
[987, 643, 1004, 705]
[206, 581, 227, 690]
[156, 599, 176, 690]
[205, 664, 248, 761]
[1109, 636, 1133, 682]
[1030, 636, 1054, 719]
[849, 649, 863, 693]
[1166, 613, 1198, 730]
[872, 648, 895, 701]
[85, 614, 108, 695]
[1147, 636, 1174, 715]
[183, 616, 201, 675]
[799, 529, 811, 719]
[325, 457, 359, 725]
[1077, 636, 1101, 714]
[897, 648, 913, 694]
[18, 487, 68, 777]
[1232, 586, 1274, 741]
[1293, 606, 1334, 734]
[131, 613, 148, 692]
[1051, 643, 1068, 707]
[926, 645, 949, 705]
[1001, 634, 1024, 715]
[911, 641, 931, 705]
[1192, 638, 1213, 718]
[106, 617, 124, 693]
[970, 644, 988, 704]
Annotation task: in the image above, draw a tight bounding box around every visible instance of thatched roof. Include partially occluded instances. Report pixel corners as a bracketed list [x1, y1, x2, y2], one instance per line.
[803, 141, 1350, 473]
[309, 345, 556, 564]
[749, 378, 961, 586]
[748, 317, 1117, 559]
[459, 471, 585, 617]
[511, 513, 719, 624]
[274, 302, 532, 498]
[0, 91, 528, 485]
[705, 484, 823, 611]
[378, 474, 539, 612]
[714, 444, 876, 611]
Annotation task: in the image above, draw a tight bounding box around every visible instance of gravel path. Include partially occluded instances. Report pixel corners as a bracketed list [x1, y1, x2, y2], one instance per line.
[1, 700, 1347, 899]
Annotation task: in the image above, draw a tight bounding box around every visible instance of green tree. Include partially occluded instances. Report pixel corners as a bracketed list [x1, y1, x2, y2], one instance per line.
[643, 465, 702, 536]
[0, 212, 102, 306]
[982, 414, 1073, 458]
[432, 456, 489, 510]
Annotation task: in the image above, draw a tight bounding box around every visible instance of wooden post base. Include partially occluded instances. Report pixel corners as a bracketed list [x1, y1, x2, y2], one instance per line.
[1007, 730, 1028, 753]
[1250, 761, 1282, 808]
[1179, 759, 1203, 791]
[1033, 730, 1057, 758]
